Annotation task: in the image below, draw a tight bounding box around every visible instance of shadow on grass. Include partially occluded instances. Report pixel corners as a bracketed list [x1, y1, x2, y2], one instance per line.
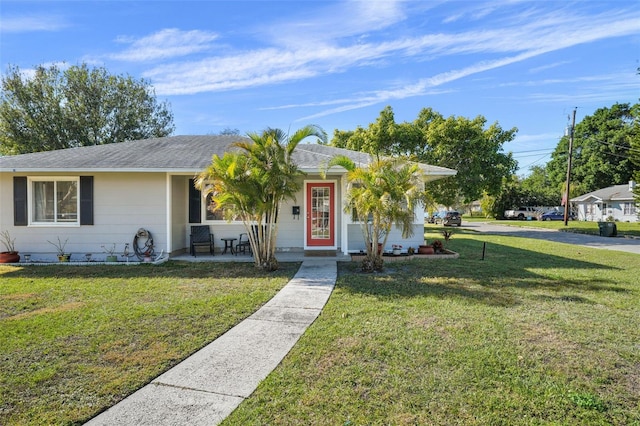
[0, 260, 301, 280]
[338, 232, 629, 307]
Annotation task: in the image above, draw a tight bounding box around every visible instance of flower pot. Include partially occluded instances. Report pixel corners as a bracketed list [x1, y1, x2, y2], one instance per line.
[392, 249, 401, 255]
[418, 245, 434, 255]
[0, 252, 20, 263]
[105, 255, 117, 262]
[58, 254, 70, 262]
[377, 243, 383, 255]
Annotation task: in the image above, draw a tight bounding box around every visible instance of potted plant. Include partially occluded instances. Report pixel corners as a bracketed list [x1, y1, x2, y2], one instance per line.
[407, 246, 415, 255]
[432, 239, 444, 253]
[48, 237, 70, 262]
[102, 244, 118, 262]
[418, 240, 434, 254]
[392, 244, 402, 255]
[0, 230, 20, 263]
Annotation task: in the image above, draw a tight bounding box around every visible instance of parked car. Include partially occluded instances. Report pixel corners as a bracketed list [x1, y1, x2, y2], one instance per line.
[442, 211, 462, 226]
[504, 206, 538, 220]
[539, 210, 575, 221]
[428, 211, 446, 224]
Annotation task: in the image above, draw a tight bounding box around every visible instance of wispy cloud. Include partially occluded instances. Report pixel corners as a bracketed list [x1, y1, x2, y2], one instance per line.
[109, 29, 219, 62]
[526, 72, 639, 104]
[0, 14, 68, 33]
[264, 0, 408, 47]
[293, 9, 640, 120]
[529, 61, 571, 74]
[106, 1, 639, 121]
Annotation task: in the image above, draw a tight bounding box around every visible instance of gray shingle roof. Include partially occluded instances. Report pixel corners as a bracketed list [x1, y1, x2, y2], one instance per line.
[0, 135, 242, 172]
[0, 135, 456, 178]
[571, 183, 636, 202]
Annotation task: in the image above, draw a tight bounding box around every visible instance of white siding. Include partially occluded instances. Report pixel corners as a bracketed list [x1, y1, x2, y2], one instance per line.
[0, 172, 168, 261]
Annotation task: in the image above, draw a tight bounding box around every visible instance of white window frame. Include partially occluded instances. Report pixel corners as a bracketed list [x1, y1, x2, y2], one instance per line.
[202, 191, 242, 223]
[28, 176, 80, 227]
[623, 202, 637, 216]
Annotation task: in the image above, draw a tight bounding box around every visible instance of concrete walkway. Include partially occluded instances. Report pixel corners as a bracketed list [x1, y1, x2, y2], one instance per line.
[466, 222, 640, 255]
[85, 259, 337, 426]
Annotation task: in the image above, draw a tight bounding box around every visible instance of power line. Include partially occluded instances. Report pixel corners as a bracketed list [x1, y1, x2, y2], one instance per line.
[510, 148, 557, 154]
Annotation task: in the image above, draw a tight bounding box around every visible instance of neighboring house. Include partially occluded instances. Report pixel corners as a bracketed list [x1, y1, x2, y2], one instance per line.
[571, 181, 638, 222]
[0, 135, 456, 261]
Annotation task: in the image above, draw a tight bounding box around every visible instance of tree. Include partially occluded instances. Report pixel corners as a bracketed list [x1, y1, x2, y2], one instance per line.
[546, 103, 639, 194]
[196, 125, 327, 271]
[0, 63, 174, 155]
[322, 155, 425, 272]
[416, 111, 517, 205]
[520, 165, 564, 206]
[329, 106, 517, 206]
[217, 127, 240, 135]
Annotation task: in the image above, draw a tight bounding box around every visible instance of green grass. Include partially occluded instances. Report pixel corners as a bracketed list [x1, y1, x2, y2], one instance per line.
[477, 218, 640, 237]
[0, 262, 298, 425]
[225, 230, 640, 425]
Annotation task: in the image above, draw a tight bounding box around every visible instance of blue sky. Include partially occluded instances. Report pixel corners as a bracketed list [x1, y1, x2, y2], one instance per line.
[1, 1, 639, 174]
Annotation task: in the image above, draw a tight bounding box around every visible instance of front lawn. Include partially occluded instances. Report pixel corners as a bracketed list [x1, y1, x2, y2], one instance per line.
[0, 262, 298, 425]
[490, 219, 640, 237]
[226, 231, 640, 425]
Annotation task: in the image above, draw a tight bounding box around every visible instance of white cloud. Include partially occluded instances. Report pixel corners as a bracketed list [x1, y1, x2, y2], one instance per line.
[529, 61, 571, 74]
[0, 15, 68, 33]
[264, 0, 407, 47]
[109, 29, 219, 62]
[125, 0, 639, 120]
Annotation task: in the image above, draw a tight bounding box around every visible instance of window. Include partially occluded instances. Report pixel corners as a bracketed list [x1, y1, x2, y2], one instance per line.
[29, 177, 79, 225]
[586, 204, 596, 215]
[623, 202, 637, 216]
[204, 193, 241, 221]
[205, 193, 224, 221]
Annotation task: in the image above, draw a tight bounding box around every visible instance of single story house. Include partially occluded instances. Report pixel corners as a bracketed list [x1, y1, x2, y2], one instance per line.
[0, 135, 456, 261]
[570, 181, 638, 222]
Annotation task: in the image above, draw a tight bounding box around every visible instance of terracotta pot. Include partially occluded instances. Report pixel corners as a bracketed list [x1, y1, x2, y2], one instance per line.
[0, 252, 20, 263]
[418, 245, 434, 255]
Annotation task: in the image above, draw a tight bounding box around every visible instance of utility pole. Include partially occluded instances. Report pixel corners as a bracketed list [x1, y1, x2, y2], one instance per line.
[563, 108, 577, 226]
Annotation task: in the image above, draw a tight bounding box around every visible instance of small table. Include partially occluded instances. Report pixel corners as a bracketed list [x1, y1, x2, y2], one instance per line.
[221, 238, 237, 255]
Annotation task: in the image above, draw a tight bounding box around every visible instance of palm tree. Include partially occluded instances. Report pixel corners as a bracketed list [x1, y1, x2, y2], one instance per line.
[323, 155, 426, 272]
[196, 125, 326, 270]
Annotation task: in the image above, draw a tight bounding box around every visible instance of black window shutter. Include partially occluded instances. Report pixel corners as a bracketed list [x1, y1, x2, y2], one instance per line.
[188, 179, 201, 223]
[13, 177, 28, 226]
[80, 176, 94, 225]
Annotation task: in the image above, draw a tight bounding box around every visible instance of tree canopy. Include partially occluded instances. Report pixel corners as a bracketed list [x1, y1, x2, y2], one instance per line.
[328, 106, 517, 206]
[0, 63, 174, 155]
[546, 102, 639, 195]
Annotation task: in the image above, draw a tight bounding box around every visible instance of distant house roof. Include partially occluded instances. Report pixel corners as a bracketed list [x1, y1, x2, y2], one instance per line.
[571, 183, 636, 203]
[0, 135, 457, 179]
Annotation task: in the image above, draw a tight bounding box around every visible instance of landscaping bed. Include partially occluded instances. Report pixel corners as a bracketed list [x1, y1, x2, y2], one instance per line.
[350, 249, 459, 262]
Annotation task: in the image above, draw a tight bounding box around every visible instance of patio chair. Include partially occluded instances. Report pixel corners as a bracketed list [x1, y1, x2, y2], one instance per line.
[190, 225, 214, 257]
[235, 232, 251, 255]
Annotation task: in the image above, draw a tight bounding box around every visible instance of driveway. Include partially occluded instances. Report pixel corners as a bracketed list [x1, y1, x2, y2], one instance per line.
[465, 222, 640, 255]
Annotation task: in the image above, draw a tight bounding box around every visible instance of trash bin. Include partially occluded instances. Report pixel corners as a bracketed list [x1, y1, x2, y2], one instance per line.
[598, 221, 617, 237]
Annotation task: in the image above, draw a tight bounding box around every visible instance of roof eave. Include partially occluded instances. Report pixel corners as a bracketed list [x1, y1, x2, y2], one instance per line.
[0, 167, 202, 174]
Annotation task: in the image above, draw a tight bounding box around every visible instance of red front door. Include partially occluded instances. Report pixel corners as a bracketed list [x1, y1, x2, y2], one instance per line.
[306, 182, 335, 247]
